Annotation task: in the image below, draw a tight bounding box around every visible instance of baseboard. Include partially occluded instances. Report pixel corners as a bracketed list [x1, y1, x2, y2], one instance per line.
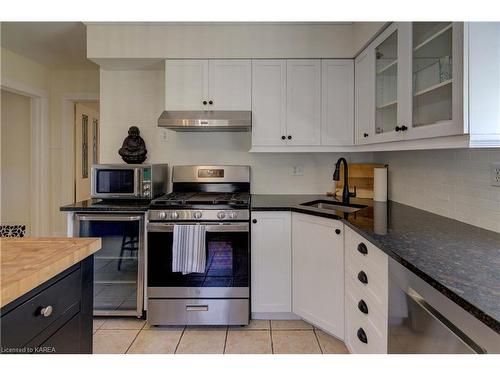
[251, 312, 301, 320]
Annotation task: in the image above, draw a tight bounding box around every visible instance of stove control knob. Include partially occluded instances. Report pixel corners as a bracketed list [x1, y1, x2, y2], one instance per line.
[229, 212, 238, 219]
[170, 211, 179, 220]
[158, 211, 167, 220]
[193, 211, 202, 219]
[217, 211, 226, 219]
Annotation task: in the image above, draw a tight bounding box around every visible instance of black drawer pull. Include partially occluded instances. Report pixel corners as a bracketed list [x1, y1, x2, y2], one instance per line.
[358, 300, 368, 314]
[357, 242, 368, 255]
[335, 228, 341, 235]
[357, 328, 368, 344]
[357, 271, 368, 284]
[252, 219, 257, 224]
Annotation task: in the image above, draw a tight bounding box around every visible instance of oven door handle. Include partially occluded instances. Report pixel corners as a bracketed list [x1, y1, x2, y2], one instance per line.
[76, 214, 143, 222]
[147, 222, 249, 233]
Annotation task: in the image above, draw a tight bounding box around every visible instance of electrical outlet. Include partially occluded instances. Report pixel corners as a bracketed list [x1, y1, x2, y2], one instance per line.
[491, 162, 500, 186]
[161, 129, 169, 142]
[291, 166, 304, 176]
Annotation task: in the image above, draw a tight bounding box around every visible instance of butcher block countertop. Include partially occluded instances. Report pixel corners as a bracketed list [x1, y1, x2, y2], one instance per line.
[0, 237, 101, 308]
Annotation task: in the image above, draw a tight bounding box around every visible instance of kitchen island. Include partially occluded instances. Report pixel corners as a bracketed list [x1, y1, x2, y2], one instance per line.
[1, 237, 101, 354]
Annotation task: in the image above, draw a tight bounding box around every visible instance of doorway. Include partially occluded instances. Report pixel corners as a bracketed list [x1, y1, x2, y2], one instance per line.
[74, 102, 99, 202]
[1, 89, 32, 236]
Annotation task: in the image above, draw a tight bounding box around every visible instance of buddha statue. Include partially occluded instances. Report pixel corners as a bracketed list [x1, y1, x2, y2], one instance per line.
[118, 126, 147, 164]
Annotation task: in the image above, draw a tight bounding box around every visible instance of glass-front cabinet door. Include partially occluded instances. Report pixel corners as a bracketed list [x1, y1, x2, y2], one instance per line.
[370, 22, 411, 143]
[408, 22, 463, 139]
[75, 214, 145, 317]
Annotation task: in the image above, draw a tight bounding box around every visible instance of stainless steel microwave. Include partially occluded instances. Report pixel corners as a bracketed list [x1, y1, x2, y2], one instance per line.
[91, 164, 168, 200]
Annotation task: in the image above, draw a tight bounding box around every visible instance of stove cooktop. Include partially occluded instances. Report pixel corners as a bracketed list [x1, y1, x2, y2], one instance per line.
[150, 192, 250, 209]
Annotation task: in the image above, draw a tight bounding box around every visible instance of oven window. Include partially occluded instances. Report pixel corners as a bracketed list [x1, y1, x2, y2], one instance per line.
[148, 231, 249, 287]
[96, 169, 135, 194]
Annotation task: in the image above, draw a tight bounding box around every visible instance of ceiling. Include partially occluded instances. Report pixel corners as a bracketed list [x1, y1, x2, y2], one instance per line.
[1, 22, 98, 69]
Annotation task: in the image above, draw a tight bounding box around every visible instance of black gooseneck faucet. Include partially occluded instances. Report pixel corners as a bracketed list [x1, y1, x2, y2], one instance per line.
[333, 157, 356, 205]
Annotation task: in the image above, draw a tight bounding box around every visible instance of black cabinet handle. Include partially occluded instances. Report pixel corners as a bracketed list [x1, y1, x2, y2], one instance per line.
[252, 219, 257, 224]
[287, 135, 292, 140]
[358, 300, 369, 314]
[357, 270, 368, 284]
[281, 135, 286, 140]
[401, 125, 408, 131]
[395, 126, 402, 132]
[357, 328, 368, 344]
[363, 133, 369, 138]
[208, 100, 214, 105]
[203, 100, 207, 105]
[357, 242, 368, 255]
[335, 228, 341, 235]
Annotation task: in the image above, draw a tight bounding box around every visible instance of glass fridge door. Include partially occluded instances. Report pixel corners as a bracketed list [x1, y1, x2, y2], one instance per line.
[76, 214, 144, 317]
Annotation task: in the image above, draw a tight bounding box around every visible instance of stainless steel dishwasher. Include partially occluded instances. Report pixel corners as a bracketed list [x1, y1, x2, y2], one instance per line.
[388, 258, 499, 354]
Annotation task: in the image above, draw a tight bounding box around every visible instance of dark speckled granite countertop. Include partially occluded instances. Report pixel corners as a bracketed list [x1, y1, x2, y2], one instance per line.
[60, 199, 149, 212]
[251, 194, 500, 333]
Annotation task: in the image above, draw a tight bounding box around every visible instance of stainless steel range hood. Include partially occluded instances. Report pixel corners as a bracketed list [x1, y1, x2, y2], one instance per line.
[158, 110, 251, 132]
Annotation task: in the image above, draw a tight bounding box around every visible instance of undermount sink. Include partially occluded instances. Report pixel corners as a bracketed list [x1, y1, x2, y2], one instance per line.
[300, 200, 367, 214]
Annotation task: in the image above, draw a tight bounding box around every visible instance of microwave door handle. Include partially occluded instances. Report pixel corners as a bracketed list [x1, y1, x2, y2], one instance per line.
[134, 168, 140, 197]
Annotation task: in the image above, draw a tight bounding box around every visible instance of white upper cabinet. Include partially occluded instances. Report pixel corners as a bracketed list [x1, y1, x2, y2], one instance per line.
[251, 60, 287, 146]
[165, 60, 209, 110]
[286, 60, 322, 145]
[164, 59, 251, 111]
[407, 22, 464, 139]
[321, 59, 354, 145]
[371, 22, 411, 144]
[251, 211, 292, 316]
[208, 60, 252, 110]
[292, 213, 344, 339]
[355, 49, 375, 144]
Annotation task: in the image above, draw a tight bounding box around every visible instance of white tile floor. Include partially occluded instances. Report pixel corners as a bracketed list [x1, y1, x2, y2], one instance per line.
[92, 317, 349, 354]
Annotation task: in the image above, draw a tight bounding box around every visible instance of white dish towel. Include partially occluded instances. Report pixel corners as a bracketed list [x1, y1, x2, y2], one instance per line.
[172, 224, 206, 275]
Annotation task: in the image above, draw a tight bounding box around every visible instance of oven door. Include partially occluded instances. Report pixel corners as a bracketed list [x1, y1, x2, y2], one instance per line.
[147, 222, 249, 299]
[91, 166, 140, 199]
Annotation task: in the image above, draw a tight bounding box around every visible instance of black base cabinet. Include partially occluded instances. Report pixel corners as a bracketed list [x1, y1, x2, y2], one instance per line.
[1, 256, 94, 354]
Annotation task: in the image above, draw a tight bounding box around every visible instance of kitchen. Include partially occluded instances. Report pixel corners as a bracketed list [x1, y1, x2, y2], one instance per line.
[1, 2, 500, 371]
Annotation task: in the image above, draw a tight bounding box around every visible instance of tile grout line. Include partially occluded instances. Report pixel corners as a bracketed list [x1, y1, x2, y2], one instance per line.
[313, 329, 324, 354]
[173, 326, 186, 354]
[222, 326, 229, 354]
[124, 328, 143, 354]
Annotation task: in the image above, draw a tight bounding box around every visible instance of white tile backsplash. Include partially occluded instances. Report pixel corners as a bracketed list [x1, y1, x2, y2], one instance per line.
[374, 149, 500, 233]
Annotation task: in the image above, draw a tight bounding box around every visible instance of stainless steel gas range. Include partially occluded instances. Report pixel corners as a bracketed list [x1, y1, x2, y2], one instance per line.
[146, 165, 250, 326]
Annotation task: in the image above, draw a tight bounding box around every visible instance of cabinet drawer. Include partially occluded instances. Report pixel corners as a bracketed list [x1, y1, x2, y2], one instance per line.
[148, 299, 249, 326]
[345, 281, 387, 340]
[346, 261, 388, 309]
[346, 292, 387, 354]
[346, 229, 388, 276]
[1, 268, 82, 348]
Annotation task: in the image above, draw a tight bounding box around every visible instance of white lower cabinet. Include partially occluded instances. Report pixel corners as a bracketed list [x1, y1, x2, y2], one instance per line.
[292, 213, 344, 339]
[344, 226, 388, 353]
[251, 211, 292, 317]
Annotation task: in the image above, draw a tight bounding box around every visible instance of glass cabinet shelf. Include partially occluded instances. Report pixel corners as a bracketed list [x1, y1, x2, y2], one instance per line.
[412, 22, 453, 127]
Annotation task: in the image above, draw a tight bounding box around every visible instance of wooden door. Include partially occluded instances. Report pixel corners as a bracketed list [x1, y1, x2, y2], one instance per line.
[286, 60, 321, 145]
[208, 60, 252, 110]
[75, 103, 99, 202]
[164, 60, 209, 110]
[292, 213, 345, 339]
[321, 59, 355, 146]
[251, 211, 292, 315]
[251, 60, 287, 146]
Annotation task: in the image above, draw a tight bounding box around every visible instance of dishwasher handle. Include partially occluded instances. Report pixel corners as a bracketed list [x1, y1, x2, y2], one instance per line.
[406, 287, 486, 354]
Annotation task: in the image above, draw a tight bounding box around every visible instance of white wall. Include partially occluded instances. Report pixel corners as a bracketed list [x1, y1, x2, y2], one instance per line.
[87, 23, 384, 61]
[100, 69, 373, 194]
[1, 90, 32, 231]
[374, 149, 500, 233]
